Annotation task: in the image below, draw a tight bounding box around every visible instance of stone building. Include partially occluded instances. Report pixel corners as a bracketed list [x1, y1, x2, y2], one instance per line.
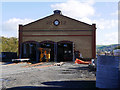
[18, 10, 96, 62]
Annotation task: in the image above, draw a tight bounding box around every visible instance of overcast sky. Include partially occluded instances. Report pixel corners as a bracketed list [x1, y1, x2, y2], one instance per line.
[1, 0, 119, 45]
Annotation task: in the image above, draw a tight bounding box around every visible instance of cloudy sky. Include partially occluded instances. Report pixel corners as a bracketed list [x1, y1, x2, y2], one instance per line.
[1, 0, 119, 45]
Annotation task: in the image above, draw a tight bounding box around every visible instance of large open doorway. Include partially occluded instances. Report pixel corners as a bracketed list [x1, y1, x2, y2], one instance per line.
[39, 41, 55, 62]
[22, 41, 37, 61]
[57, 41, 73, 62]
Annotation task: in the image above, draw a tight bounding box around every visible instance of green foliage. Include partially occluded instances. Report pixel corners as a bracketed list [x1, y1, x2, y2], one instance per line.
[114, 46, 120, 50]
[0, 37, 18, 53]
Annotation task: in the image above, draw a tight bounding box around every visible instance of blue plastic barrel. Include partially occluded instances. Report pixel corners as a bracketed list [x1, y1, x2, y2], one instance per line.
[96, 56, 120, 88]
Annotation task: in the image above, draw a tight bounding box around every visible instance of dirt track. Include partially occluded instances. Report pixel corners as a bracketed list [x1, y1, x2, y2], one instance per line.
[1, 62, 96, 89]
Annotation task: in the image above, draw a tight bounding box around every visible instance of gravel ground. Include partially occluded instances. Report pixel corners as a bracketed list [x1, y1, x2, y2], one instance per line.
[1, 62, 96, 89]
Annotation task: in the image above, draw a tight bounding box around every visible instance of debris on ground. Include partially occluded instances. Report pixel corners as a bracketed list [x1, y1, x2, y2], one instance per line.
[23, 62, 44, 67]
[54, 62, 65, 66]
[88, 59, 97, 71]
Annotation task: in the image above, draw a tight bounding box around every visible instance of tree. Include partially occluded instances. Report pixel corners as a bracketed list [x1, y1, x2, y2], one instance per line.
[0, 37, 18, 53]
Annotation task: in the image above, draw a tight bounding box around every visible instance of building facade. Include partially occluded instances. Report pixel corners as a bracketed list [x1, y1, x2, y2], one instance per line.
[18, 10, 96, 62]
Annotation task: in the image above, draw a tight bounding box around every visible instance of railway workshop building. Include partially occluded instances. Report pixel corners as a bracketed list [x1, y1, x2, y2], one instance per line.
[18, 10, 96, 62]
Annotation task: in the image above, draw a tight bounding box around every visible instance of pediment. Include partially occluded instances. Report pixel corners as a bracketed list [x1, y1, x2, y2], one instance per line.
[23, 14, 93, 30]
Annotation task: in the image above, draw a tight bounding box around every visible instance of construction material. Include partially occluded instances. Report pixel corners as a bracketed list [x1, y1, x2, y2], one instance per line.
[33, 64, 53, 68]
[75, 58, 91, 64]
[23, 62, 43, 67]
[54, 62, 65, 66]
[12, 58, 30, 62]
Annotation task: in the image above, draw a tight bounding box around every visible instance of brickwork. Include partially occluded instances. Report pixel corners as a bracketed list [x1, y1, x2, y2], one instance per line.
[18, 11, 96, 59]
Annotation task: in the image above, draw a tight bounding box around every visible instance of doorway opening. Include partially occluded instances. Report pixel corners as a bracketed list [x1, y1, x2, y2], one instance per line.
[39, 41, 54, 62]
[22, 41, 37, 61]
[57, 41, 73, 62]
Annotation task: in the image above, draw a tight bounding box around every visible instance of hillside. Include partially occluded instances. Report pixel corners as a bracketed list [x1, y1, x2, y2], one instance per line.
[96, 44, 120, 52]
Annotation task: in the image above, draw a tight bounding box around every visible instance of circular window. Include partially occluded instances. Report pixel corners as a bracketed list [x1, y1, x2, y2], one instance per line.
[54, 19, 60, 26]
